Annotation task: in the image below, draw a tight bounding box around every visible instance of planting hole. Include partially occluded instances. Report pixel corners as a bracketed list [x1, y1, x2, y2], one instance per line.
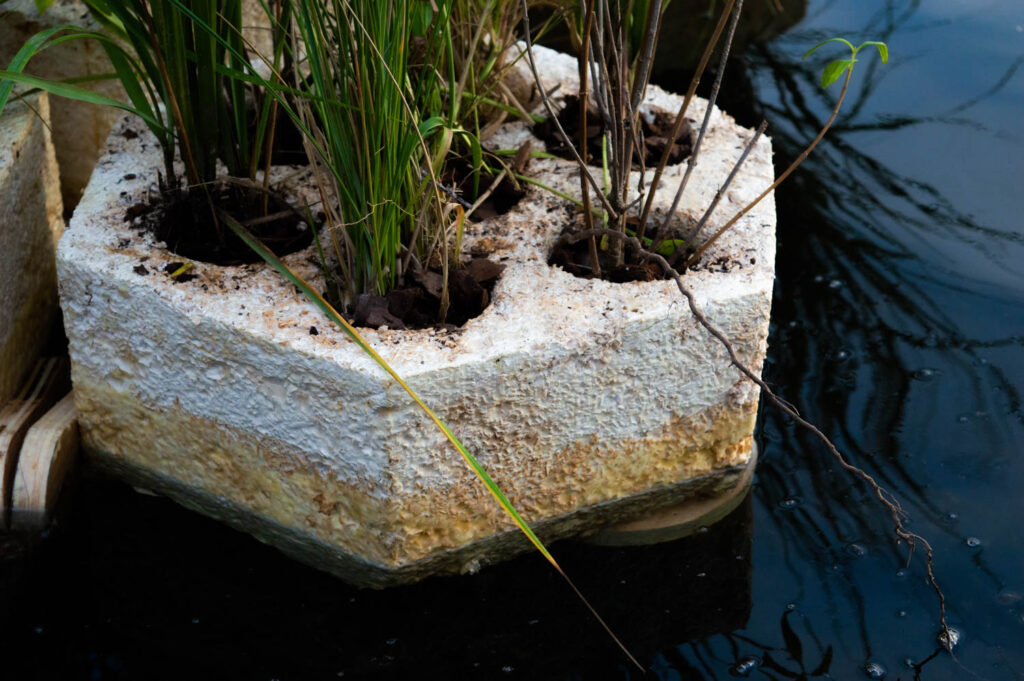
[349, 257, 506, 331]
[534, 96, 694, 168]
[136, 180, 312, 266]
[441, 158, 526, 221]
[548, 215, 700, 283]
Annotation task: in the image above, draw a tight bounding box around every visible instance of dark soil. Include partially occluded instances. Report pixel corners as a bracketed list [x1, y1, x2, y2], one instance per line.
[548, 216, 695, 283]
[441, 156, 527, 221]
[350, 257, 505, 330]
[534, 95, 694, 167]
[265, 105, 309, 166]
[131, 180, 311, 266]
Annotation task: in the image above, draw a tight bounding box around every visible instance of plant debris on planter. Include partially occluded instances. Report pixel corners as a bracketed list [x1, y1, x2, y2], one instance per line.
[534, 95, 694, 167]
[351, 257, 506, 330]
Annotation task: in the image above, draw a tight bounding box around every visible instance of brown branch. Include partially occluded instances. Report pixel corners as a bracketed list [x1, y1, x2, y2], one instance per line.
[518, 0, 617, 218]
[557, 227, 951, 645]
[636, 0, 737, 240]
[683, 119, 768, 245]
[684, 64, 853, 270]
[579, 0, 601, 277]
[657, 0, 745, 239]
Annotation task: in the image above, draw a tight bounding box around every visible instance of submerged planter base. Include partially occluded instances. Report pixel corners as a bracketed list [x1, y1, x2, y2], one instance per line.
[58, 46, 775, 587]
[88, 439, 752, 587]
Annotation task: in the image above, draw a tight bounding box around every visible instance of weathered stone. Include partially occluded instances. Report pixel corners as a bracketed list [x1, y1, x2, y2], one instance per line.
[0, 0, 124, 211]
[57, 46, 775, 586]
[0, 92, 64, 404]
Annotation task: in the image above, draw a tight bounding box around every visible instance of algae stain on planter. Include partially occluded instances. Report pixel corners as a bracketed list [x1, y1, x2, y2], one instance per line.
[57, 45, 775, 586]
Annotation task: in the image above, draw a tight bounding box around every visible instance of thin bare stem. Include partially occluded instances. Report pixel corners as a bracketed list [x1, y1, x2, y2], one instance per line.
[657, 0, 744, 238]
[686, 119, 768, 243]
[636, 0, 736, 239]
[519, 0, 616, 217]
[628, 0, 663, 113]
[579, 0, 601, 276]
[685, 67, 852, 270]
[556, 227, 950, 645]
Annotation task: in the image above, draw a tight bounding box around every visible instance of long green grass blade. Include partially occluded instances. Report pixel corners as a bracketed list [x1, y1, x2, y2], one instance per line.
[0, 70, 166, 132]
[221, 212, 642, 671]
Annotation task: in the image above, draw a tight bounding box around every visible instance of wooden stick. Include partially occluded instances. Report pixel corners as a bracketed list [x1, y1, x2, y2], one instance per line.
[10, 393, 78, 530]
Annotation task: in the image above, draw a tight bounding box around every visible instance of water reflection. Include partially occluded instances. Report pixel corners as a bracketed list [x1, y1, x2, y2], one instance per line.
[0, 473, 757, 679]
[2, 1, 1023, 679]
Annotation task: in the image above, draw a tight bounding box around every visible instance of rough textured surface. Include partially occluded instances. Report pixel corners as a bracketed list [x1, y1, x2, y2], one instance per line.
[0, 92, 64, 404]
[0, 0, 125, 212]
[57, 46, 776, 586]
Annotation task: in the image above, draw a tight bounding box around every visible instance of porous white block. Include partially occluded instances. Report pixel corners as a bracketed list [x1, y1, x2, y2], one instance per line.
[0, 92, 64, 403]
[57, 47, 775, 586]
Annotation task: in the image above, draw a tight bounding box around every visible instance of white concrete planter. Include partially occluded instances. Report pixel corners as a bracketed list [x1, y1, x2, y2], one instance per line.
[0, 92, 64, 404]
[57, 46, 775, 586]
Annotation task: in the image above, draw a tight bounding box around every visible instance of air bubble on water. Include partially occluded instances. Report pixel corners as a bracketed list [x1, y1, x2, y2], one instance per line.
[966, 537, 982, 548]
[939, 627, 961, 651]
[828, 279, 843, 289]
[996, 589, 1022, 605]
[895, 568, 909, 579]
[956, 414, 971, 424]
[845, 543, 868, 557]
[864, 661, 887, 679]
[896, 609, 908, 618]
[946, 512, 960, 523]
[386, 639, 397, 646]
[788, 320, 799, 328]
[191, 618, 200, 625]
[697, 526, 710, 533]
[728, 656, 760, 677]
[502, 665, 514, 673]
[814, 274, 825, 283]
[903, 658, 916, 670]
[786, 603, 796, 611]
[697, 572, 707, 578]
[778, 497, 802, 510]
[835, 349, 851, 360]
[911, 368, 939, 381]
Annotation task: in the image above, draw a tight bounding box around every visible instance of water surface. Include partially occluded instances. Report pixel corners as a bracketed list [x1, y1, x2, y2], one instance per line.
[2, 1, 1022, 679]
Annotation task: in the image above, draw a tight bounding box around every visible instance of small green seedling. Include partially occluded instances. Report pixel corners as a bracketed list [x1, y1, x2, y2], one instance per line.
[803, 37, 889, 88]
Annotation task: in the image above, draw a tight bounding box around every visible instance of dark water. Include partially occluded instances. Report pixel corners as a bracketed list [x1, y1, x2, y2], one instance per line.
[3, 1, 1023, 679]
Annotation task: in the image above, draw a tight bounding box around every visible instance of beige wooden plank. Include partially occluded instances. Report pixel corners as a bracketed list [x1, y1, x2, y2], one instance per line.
[10, 393, 78, 529]
[0, 357, 67, 526]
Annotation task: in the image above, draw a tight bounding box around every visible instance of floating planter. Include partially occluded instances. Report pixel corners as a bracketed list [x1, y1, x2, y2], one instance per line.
[57, 46, 775, 587]
[0, 92, 63, 405]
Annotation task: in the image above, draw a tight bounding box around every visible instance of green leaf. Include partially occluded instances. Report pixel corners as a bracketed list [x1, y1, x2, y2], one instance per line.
[0, 69, 166, 132]
[34, 0, 56, 13]
[802, 36, 854, 60]
[656, 239, 685, 257]
[859, 40, 889, 64]
[821, 59, 853, 88]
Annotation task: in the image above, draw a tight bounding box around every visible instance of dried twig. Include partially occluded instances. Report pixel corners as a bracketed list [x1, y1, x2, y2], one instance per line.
[657, 0, 745, 238]
[519, 0, 616, 217]
[636, 0, 737, 240]
[557, 227, 951, 645]
[682, 119, 768, 246]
